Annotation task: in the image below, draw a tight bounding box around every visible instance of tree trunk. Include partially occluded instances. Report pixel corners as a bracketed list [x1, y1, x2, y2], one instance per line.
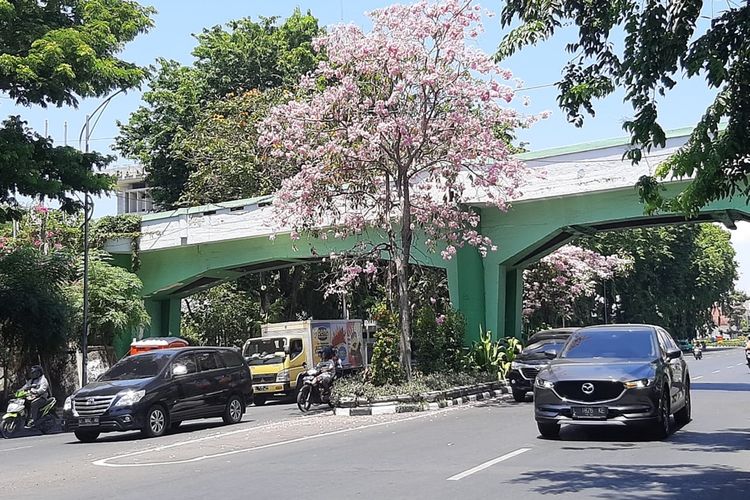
[395, 253, 412, 379]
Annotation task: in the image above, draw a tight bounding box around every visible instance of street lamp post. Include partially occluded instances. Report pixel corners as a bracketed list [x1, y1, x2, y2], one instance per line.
[78, 90, 123, 387]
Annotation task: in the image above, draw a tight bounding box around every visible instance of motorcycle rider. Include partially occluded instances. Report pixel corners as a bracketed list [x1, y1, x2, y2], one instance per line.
[21, 365, 50, 428]
[315, 347, 337, 394]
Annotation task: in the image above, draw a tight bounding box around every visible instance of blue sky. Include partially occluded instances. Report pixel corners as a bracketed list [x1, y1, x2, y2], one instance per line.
[5, 0, 749, 290]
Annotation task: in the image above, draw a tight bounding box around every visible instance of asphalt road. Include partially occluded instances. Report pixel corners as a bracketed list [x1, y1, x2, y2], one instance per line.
[1, 348, 748, 499]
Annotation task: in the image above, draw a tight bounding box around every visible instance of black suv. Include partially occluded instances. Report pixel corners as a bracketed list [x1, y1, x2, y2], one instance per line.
[64, 347, 253, 442]
[534, 324, 690, 439]
[507, 328, 578, 402]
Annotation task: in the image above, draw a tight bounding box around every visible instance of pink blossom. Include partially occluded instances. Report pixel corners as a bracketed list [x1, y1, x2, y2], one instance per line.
[436, 314, 446, 325]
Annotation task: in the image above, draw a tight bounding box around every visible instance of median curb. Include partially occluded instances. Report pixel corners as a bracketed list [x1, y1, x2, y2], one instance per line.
[333, 386, 511, 416]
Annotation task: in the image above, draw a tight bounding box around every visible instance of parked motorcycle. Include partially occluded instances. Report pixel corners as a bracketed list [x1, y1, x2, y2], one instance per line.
[1, 390, 58, 438]
[693, 345, 703, 360]
[745, 348, 750, 371]
[296, 367, 335, 412]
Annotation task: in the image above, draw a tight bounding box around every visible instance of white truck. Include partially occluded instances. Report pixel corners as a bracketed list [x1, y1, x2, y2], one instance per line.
[242, 319, 366, 405]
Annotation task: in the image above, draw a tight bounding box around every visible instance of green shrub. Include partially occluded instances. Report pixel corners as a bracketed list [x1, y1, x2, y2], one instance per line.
[368, 326, 404, 386]
[413, 306, 469, 374]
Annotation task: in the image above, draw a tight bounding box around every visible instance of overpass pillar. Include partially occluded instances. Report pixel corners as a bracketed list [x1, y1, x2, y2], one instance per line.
[144, 298, 182, 338]
[482, 264, 523, 341]
[447, 245, 485, 345]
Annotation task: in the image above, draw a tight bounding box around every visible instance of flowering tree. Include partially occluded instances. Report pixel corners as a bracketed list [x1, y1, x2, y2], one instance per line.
[523, 245, 632, 332]
[259, 0, 542, 378]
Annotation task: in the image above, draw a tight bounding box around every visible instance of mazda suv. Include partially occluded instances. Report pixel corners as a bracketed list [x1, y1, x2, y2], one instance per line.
[534, 324, 691, 439]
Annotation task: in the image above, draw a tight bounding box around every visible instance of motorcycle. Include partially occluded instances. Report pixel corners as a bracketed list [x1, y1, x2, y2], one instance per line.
[296, 367, 335, 412]
[1, 390, 58, 438]
[745, 348, 750, 371]
[693, 346, 703, 360]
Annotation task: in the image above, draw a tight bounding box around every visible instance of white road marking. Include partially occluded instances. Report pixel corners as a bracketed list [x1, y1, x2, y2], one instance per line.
[94, 410, 450, 468]
[712, 370, 721, 374]
[447, 448, 532, 481]
[0, 445, 32, 453]
[692, 376, 704, 381]
[727, 366, 736, 369]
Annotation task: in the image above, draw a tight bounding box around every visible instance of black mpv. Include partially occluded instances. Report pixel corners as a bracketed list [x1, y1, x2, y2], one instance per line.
[64, 347, 253, 442]
[534, 324, 690, 439]
[507, 327, 578, 402]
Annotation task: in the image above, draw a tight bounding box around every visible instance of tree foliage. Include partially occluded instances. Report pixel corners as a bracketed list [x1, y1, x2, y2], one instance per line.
[116, 9, 323, 208]
[582, 224, 737, 337]
[498, 1, 750, 214]
[260, 0, 538, 378]
[176, 89, 296, 206]
[0, 0, 153, 220]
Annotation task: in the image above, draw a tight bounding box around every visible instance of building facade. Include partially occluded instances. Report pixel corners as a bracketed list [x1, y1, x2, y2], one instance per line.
[111, 165, 154, 215]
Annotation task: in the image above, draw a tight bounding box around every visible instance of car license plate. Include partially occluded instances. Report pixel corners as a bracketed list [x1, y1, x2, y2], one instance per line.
[571, 406, 607, 419]
[79, 417, 99, 426]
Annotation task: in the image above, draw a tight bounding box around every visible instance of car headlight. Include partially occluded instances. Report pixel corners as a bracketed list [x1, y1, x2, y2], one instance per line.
[535, 378, 554, 389]
[276, 369, 290, 382]
[623, 379, 653, 389]
[115, 389, 146, 407]
[63, 396, 72, 411]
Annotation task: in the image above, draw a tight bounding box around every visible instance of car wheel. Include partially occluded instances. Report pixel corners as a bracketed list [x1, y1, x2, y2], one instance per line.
[223, 396, 244, 424]
[253, 394, 267, 406]
[169, 421, 182, 432]
[512, 389, 527, 403]
[537, 422, 560, 439]
[653, 388, 672, 439]
[674, 383, 691, 427]
[74, 430, 100, 443]
[142, 405, 168, 438]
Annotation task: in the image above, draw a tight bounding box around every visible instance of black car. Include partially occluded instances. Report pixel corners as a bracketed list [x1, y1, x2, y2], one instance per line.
[534, 324, 690, 439]
[507, 328, 578, 402]
[64, 347, 253, 442]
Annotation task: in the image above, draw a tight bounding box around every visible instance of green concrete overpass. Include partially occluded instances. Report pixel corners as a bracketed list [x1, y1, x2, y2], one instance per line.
[110, 129, 750, 343]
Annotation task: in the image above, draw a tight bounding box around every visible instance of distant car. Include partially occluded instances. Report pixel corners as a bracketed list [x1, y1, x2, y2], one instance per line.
[507, 328, 579, 402]
[129, 336, 188, 356]
[64, 347, 253, 442]
[676, 339, 693, 353]
[534, 324, 691, 440]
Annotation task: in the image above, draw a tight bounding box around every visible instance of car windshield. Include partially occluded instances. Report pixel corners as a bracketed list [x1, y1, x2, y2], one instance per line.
[524, 339, 566, 354]
[100, 352, 172, 381]
[243, 339, 286, 365]
[560, 329, 657, 359]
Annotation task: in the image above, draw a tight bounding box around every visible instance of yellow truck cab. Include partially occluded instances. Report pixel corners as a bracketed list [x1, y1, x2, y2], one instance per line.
[242, 319, 366, 405]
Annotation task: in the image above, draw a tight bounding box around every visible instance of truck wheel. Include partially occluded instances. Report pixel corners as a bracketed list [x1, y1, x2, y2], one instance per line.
[74, 430, 100, 443]
[253, 394, 267, 406]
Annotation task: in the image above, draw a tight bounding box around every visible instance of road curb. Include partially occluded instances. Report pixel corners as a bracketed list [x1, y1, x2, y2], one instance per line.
[333, 389, 510, 416]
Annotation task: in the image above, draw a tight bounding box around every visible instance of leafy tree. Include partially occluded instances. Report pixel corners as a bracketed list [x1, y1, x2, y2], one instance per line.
[523, 245, 632, 333]
[176, 89, 296, 206]
[66, 254, 150, 356]
[497, 1, 750, 215]
[116, 9, 324, 208]
[0, 0, 154, 219]
[0, 247, 75, 373]
[182, 282, 262, 348]
[582, 224, 737, 337]
[260, 0, 537, 378]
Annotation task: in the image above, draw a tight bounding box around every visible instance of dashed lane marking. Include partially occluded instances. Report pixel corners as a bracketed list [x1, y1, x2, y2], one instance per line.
[447, 448, 532, 481]
[712, 370, 721, 374]
[692, 376, 704, 381]
[0, 445, 32, 452]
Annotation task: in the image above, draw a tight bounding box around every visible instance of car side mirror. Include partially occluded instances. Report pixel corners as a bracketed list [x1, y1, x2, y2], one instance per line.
[544, 350, 558, 360]
[172, 364, 188, 376]
[667, 349, 682, 360]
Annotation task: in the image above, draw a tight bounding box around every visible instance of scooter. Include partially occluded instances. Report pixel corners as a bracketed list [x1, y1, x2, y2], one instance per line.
[296, 367, 335, 413]
[745, 348, 750, 371]
[1, 390, 58, 438]
[693, 345, 703, 360]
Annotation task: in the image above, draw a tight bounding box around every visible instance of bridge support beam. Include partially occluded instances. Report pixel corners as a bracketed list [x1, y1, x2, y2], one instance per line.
[447, 245, 485, 345]
[482, 264, 523, 341]
[144, 298, 182, 338]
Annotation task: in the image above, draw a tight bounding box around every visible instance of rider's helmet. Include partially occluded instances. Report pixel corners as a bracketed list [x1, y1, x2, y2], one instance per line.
[28, 365, 43, 380]
[321, 346, 334, 360]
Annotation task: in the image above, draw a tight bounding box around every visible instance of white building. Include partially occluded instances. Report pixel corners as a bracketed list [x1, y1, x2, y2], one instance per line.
[111, 165, 154, 214]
